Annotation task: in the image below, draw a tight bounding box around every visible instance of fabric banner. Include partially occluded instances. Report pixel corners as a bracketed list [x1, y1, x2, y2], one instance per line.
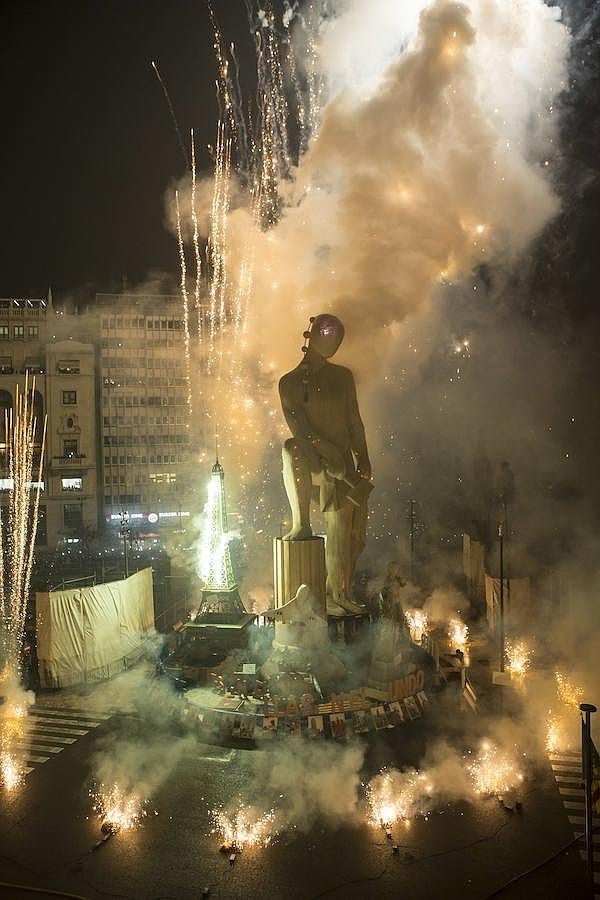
[193, 690, 430, 741]
[36, 568, 155, 688]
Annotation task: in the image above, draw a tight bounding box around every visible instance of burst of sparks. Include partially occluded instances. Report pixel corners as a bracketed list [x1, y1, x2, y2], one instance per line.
[366, 768, 433, 830]
[505, 640, 532, 680]
[174, 188, 193, 417]
[90, 783, 147, 832]
[555, 671, 584, 712]
[467, 741, 524, 797]
[448, 617, 469, 651]
[0, 751, 25, 791]
[211, 803, 277, 850]
[545, 713, 564, 754]
[405, 608, 429, 644]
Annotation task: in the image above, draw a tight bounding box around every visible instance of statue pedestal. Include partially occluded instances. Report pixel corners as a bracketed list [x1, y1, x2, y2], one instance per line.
[273, 537, 326, 615]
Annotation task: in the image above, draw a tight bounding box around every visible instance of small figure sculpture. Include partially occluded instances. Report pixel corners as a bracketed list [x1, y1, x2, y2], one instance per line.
[279, 314, 372, 614]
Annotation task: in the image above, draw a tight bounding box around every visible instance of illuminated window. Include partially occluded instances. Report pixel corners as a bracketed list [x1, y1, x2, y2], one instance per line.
[61, 477, 82, 492]
[64, 503, 83, 530]
[57, 360, 80, 375]
[148, 473, 177, 484]
[0, 326, 9, 339]
[13, 325, 24, 338]
[28, 325, 39, 338]
[63, 438, 78, 457]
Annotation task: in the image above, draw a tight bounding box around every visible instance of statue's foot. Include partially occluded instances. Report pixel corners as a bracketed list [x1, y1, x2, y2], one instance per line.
[327, 596, 366, 616]
[283, 525, 313, 541]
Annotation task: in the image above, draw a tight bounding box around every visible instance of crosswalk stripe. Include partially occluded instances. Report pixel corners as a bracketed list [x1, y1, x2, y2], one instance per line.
[29, 715, 103, 728]
[579, 851, 600, 863]
[24, 724, 88, 736]
[574, 832, 600, 844]
[564, 801, 587, 810]
[31, 707, 111, 721]
[12, 741, 64, 753]
[3, 707, 111, 784]
[559, 787, 585, 796]
[551, 764, 581, 773]
[568, 815, 600, 826]
[19, 735, 76, 745]
[554, 774, 582, 783]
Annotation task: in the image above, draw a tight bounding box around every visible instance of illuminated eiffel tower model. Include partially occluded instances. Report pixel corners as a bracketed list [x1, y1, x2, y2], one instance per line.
[196, 457, 249, 625]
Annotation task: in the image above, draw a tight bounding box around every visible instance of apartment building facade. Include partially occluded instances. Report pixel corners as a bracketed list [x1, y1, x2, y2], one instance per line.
[0, 296, 98, 550]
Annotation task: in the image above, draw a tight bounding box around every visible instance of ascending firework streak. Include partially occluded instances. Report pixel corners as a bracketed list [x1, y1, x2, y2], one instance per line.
[0, 376, 46, 682]
[207, 121, 232, 374]
[190, 130, 203, 344]
[175, 189, 193, 416]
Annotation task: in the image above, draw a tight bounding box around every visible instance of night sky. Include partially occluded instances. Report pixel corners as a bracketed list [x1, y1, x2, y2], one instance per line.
[0, 0, 598, 319]
[0, 1, 256, 299]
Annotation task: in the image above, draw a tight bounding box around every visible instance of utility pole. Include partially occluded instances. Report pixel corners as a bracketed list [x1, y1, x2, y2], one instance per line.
[498, 522, 505, 672]
[580, 702, 597, 891]
[408, 499, 416, 583]
[120, 509, 130, 579]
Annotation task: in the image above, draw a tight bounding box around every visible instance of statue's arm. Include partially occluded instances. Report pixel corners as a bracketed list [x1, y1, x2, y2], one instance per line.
[347, 375, 371, 479]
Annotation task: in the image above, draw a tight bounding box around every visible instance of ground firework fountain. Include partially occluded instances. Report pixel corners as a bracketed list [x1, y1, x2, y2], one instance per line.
[0, 377, 46, 790]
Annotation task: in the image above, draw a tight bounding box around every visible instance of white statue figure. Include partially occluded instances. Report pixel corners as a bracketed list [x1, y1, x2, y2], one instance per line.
[279, 314, 372, 614]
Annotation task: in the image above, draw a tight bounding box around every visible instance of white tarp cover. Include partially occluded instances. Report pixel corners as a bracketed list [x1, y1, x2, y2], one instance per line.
[36, 568, 155, 688]
[485, 574, 531, 632]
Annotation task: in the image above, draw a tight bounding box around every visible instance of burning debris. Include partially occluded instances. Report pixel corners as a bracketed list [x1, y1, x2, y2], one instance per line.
[448, 618, 469, 653]
[505, 640, 532, 681]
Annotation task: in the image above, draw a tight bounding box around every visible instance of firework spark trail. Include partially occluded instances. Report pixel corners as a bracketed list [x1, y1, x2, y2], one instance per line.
[175, 189, 193, 416]
[555, 671, 584, 711]
[207, 122, 232, 376]
[283, 15, 308, 153]
[151, 60, 189, 169]
[190, 130, 204, 346]
[303, 1, 325, 141]
[209, 2, 247, 170]
[0, 375, 46, 678]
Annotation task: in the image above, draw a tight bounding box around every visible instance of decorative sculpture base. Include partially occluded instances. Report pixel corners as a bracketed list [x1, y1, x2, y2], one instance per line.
[264, 537, 346, 686]
[273, 537, 326, 615]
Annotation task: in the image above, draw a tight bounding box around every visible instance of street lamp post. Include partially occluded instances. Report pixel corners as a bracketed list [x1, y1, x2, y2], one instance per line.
[498, 522, 505, 672]
[120, 509, 130, 579]
[580, 702, 597, 890]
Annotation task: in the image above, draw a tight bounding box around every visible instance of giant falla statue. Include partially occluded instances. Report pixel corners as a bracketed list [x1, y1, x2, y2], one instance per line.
[279, 314, 372, 615]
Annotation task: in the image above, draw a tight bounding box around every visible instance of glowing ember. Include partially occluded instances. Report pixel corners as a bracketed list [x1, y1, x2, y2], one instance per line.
[405, 609, 429, 644]
[211, 803, 277, 850]
[448, 617, 469, 651]
[366, 768, 433, 830]
[90, 784, 147, 832]
[505, 640, 532, 680]
[555, 671, 584, 712]
[467, 741, 524, 797]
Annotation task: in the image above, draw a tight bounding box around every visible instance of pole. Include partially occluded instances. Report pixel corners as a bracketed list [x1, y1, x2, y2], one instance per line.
[580, 702, 597, 892]
[498, 523, 505, 672]
[409, 499, 416, 583]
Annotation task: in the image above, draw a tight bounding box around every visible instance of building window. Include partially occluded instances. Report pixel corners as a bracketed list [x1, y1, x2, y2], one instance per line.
[28, 325, 39, 338]
[63, 503, 83, 531]
[0, 356, 12, 374]
[57, 360, 80, 375]
[63, 438, 79, 458]
[13, 325, 24, 339]
[62, 390, 77, 405]
[149, 473, 177, 484]
[62, 477, 82, 492]
[0, 325, 9, 340]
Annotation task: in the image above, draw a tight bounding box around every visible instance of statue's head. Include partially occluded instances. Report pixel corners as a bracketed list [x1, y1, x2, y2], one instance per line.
[305, 314, 345, 359]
